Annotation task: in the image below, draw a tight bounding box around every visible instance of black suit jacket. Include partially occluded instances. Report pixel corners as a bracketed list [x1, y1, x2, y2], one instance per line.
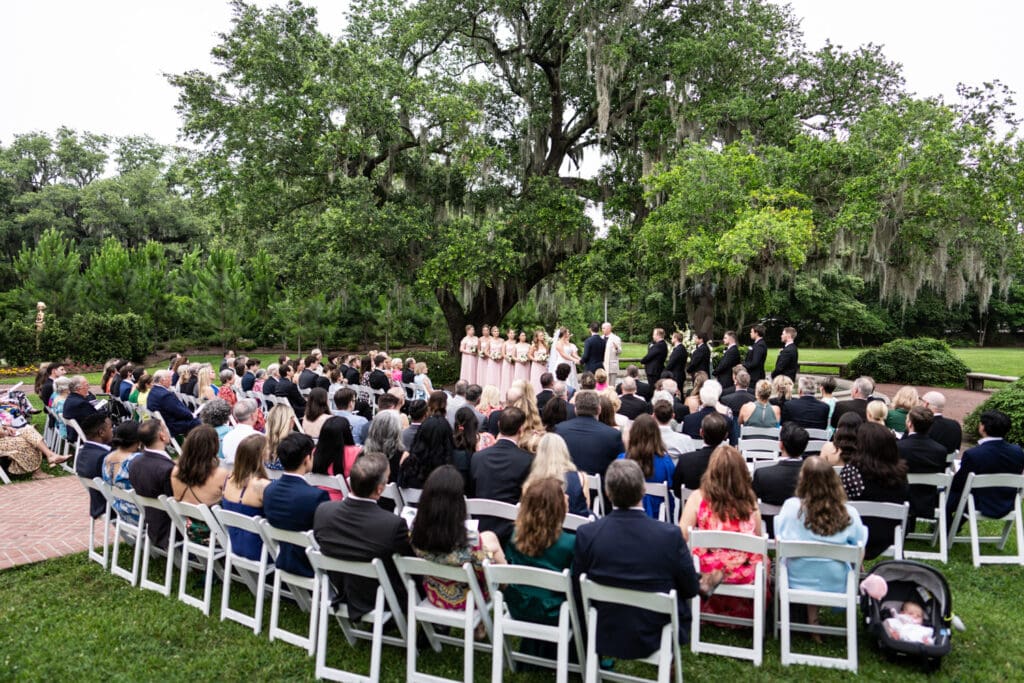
[263, 474, 329, 577]
[640, 340, 668, 382]
[368, 370, 390, 393]
[713, 345, 741, 389]
[672, 446, 715, 495]
[536, 389, 554, 413]
[343, 365, 361, 386]
[781, 396, 830, 430]
[752, 458, 803, 537]
[617, 394, 651, 421]
[275, 378, 306, 415]
[75, 441, 112, 518]
[831, 398, 867, 428]
[313, 496, 413, 619]
[262, 376, 279, 397]
[581, 334, 607, 373]
[63, 393, 99, 440]
[686, 343, 711, 379]
[898, 433, 950, 519]
[720, 389, 754, 416]
[573, 510, 700, 658]
[681, 406, 738, 446]
[298, 369, 318, 390]
[772, 343, 798, 381]
[128, 450, 175, 548]
[147, 385, 200, 438]
[665, 345, 688, 387]
[929, 416, 963, 455]
[947, 439, 1024, 526]
[742, 338, 767, 386]
[240, 372, 256, 392]
[469, 438, 534, 542]
[555, 417, 624, 477]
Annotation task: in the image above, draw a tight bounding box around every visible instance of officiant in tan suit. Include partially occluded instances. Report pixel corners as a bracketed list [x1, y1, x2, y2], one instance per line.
[602, 322, 623, 386]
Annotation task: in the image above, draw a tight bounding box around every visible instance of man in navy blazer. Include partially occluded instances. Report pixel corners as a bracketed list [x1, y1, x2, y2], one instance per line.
[781, 377, 830, 430]
[128, 419, 176, 548]
[555, 390, 624, 477]
[713, 331, 741, 390]
[74, 412, 113, 519]
[63, 375, 101, 442]
[263, 433, 329, 577]
[573, 459, 703, 659]
[147, 370, 200, 438]
[752, 422, 808, 537]
[947, 410, 1024, 530]
[470, 407, 534, 542]
[274, 364, 307, 416]
[580, 322, 607, 373]
[742, 325, 768, 386]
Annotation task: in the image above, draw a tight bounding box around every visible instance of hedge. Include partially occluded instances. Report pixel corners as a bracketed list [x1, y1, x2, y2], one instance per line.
[0, 313, 152, 366]
[964, 378, 1024, 446]
[847, 338, 970, 386]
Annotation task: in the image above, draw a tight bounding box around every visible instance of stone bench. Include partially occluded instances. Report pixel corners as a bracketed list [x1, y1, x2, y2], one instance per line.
[798, 361, 848, 376]
[965, 372, 1019, 391]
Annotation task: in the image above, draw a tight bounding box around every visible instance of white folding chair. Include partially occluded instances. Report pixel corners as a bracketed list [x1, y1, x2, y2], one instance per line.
[399, 487, 423, 510]
[106, 485, 145, 584]
[381, 483, 405, 515]
[164, 497, 225, 615]
[757, 501, 783, 540]
[0, 457, 11, 485]
[740, 426, 780, 441]
[587, 472, 606, 518]
[688, 530, 768, 666]
[465, 498, 519, 524]
[563, 513, 593, 532]
[579, 574, 682, 683]
[848, 501, 909, 560]
[950, 472, 1024, 567]
[306, 549, 407, 683]
[63, 417, 86, 472]
[670, 488, 695, 525]
[484, 563, 585, 682]
[643, 482, 671, 522]
[904, 472, 953, 563]
[212, 506, 272, 634]
[306, 473, 351, 498]
[135, 492, 181, 596]
[77, 476, 112, 568]
[804, 428, 829, 441]
[393, 555, 502, 683]
[259, 521, 321, 654]
[776, 539, 863, 672]
[740, 440, 779, 462]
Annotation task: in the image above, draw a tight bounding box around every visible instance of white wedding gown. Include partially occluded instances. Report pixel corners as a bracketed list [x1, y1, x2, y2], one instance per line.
[548, 337, 579, 388]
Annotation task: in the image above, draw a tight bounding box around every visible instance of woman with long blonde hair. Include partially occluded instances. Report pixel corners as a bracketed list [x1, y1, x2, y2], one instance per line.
[685, 371, 709, 414]
[196, 366, 217, 402]
[477, 384, 502, 416]
[507, 379, 545, 452]
[264, 404, 295, 470]
[525, 433, 589, 516]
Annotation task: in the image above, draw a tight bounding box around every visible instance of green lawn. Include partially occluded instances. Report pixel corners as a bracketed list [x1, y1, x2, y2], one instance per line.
[1, 529, 1022, 681]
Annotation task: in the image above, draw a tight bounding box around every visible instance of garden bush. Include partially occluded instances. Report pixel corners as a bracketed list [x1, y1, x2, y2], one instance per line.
[964, 378, 1024, 446]
[415, 350, 459, 388]
[847, 337, 969, 385]
[0, 313, 152, 366]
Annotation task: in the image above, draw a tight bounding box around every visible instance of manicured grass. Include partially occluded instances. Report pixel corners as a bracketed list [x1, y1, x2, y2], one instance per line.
[2, 528, 1023, 681]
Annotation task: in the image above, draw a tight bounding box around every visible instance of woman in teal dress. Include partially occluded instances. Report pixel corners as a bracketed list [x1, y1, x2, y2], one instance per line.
[101, 422, 142, 524]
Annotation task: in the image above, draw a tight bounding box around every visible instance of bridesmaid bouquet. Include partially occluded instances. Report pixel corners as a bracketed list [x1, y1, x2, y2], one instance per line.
[517, 351, 529, 363]
[534, 351, 548, 363]
[465, 341, 477, 354]
[490, 348, 504, 361]
[478, 346, 487, 358]
[506, 353, 516, 364]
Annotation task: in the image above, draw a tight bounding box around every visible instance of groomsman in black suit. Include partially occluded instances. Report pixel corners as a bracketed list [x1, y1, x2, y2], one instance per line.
[665, 331, 688, 388]
[581, 322, 607, 373]
[713, 331, 741, 390]
[640, 328, 668, 382]
[686, 330, 712, 381]
[771, 326, 798, 381]
[743, 324, 768, 385]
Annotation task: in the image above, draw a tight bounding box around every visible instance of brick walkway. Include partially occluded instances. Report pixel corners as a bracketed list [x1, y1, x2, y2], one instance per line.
[0, 476, 101, 571]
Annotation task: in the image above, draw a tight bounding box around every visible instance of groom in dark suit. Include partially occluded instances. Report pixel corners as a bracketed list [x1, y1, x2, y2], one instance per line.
[771, 326, 799, 381]
[743, 324, 768, 385]
[640, 328, 668, 382]
[581, 322, 607, 374]
[713, 331, 741, 390]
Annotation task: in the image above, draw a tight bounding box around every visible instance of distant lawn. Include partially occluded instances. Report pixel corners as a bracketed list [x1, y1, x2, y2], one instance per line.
[2, 530, 1024, 681]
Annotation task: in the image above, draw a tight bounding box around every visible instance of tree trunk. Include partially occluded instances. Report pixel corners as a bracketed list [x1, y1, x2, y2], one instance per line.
[436, 287, 520, 355]
[689, 284, 715, 337]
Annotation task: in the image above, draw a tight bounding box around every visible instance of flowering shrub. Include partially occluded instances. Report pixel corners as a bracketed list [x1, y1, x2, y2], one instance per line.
[0, 365, 38, 378]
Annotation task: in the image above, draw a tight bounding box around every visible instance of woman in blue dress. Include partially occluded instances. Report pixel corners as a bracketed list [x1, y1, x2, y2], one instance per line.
[617, 415, 675, 520]
[101, 421, 142, 524]
[220, 433, 271, 560]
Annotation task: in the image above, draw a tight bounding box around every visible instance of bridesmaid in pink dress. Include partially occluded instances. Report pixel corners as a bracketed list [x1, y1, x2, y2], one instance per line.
[500, 328, 517, 398]
[514, 331, 532, 383]
[475, 324, 490, 386]
[529, 329, 548, 393]
[485, 326, 503, 390]
[459, 324, 478, 383]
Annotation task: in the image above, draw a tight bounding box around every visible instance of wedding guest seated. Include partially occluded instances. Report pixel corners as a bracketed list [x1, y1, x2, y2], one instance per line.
[129, 419, 176, 548]
[720, 369, 755, 415]
[262, 433, 329, 577]
[364, 409, 407, 484]
[63, 375, 101, 438]
[752, 422, 809, 536]
[683, 371, 707, 414]
[866, 399, 889, 429]
[51, 376, 71, 441]
[819, 412, 862, 466]
[261, 363, 280, 397]
[75, 413, 114, 517]
[148, 370, 201, 438]
[241, 358, 260, 393]
[170, 425, 230, 543]
[920, 391, 963, 455]
[220, 433, 271, 560]
[217, 369, 239, 407]
[446, 380, 469, 426]
[654, 400, 693, 462]
[555, 363, 574, 398]
[452, 406, 495, 488]
[781, 376, 830, 430]
[738, 379, 780, 428]
[302, 388, 332, 440]
[617, 377, 652, 420]
[298, 355, 320, 390]
[535, 373, 555, 413]
[598, 390, 629, 431]
[541, 397, 569, 432]
[102, 421, 142, 524]
[672, 412, 729, 496]
[617, 365, 652, 401]
[469, 407, 533, 543]
[525, 432, 589, 516]
[275, 363, 306, 416]
[682, 380, 738, 445]
[680, 445, 766, 620]
[555, 390, 624, 478]
[313, 452, 414, 619]
[946, 410, 1024, 532]
[311, 417, 362, 499]
[831, 376, 874, 428]
[897, 406, 949, 529]
[413, 362, 436, 400]
[331, 388, 369, 445]
[402, 400, 428, 450]
[886, 386, 918, 432]
[200, 398, 232, 458]
[399, 415, 455, 489]
[0, 410, 70, 479]
[222, 399, 259, 464]
[618, 415, 675, 519]
[840, 422, 909, 560]
[425, 391, 448, 421]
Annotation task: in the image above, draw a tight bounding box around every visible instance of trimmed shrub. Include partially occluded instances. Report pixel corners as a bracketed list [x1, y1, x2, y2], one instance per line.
[964, 378, 1024, 447]
[847, 338, 969, 386]
[415, 350, 459, 388]
[0, 313, 151, 366]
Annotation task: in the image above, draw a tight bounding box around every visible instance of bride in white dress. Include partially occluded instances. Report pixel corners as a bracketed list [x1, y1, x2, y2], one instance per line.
[547, 326, 581, 388]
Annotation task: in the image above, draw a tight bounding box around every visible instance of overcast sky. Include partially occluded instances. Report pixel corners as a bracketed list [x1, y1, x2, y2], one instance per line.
[2, 0, 1021, 147]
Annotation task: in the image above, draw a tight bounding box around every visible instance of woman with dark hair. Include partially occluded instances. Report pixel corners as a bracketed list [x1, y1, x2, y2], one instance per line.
[617, 415, 674, 519]
[359, 356, 373, 386]
[411, 465, 506, 616]
[840, 421, 909, 560]
[101, 421, 142, 524]
[820, 412, 863, 466]
[452, 406, 495, 488]
[311, 417, 362, 499]
[170, 424, 230, 541]
[303, 387, 331, 439]
[221, 433, 271, 559]
[541, 398, 568, 432]
[425, 390, 447, 420]
[398, 415, 455, 489]
[679, 445, 765, 620]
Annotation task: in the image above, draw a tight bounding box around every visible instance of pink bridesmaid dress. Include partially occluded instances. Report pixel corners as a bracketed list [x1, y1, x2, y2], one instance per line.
[476, 336, 490, 386]
[485, 337, 503, 389]
[500, 340, 516, 396]
[514, 342, 531, 383]
[459, 335, 478, 383]
[530, 344, 548, 393]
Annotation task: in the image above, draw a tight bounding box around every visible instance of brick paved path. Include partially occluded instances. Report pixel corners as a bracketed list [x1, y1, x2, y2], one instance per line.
[0, 476, 102, 571]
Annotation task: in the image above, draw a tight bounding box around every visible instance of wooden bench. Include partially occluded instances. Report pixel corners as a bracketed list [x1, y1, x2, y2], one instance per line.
[798, 361, 848, 376]
[965, 372, 1020, 391]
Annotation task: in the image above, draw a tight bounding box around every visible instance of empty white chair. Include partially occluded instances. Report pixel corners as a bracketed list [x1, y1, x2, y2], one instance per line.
[579, 574, 682, 683]
[164, 497, 225, 615]
[848, 501, 909, 560]
[306, 549, 407, 683]
[484, 564, 585, 682]
[904, 472, 953, 563]
[776, 539, 863, 672]
[393, 555, 501, 683]
[135, 492, 181, 596]
[212, 506, 272, 634]
[950, 472, 1024, 567]
[259, 521, 321, 654]
[77, 476, 112, 568]
[688, 530, 769, 666]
